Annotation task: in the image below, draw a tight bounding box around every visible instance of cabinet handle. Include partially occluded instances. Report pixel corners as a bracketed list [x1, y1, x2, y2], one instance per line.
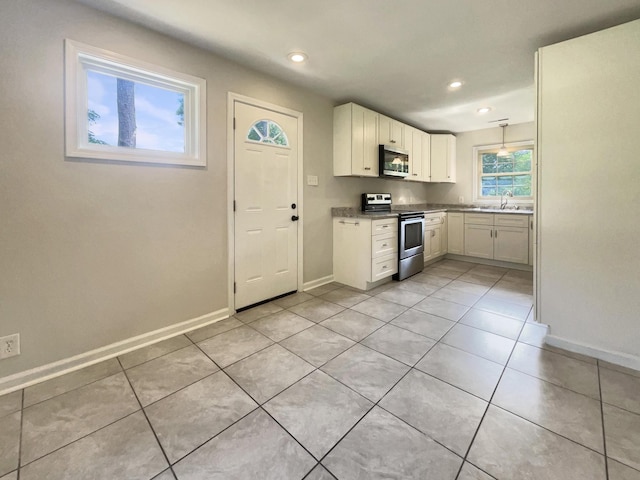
[382, 265, 388, 269]
[381, 243, 388, 247]
[390, 139, 396, 143]
[495, 230, 498, 238]
[364, 167, 371, 170]
[339, 220, 360, 226]
[490, 230, 493, 238]
[431, 230, 435, 238]
[412, 173, 418, 176]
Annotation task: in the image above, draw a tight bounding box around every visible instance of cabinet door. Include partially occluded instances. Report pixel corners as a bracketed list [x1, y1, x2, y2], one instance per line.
[447, 212, 464, 254]
[494, 226, 529, 264]
[351, 104, 378, 176]
[406, 127, 422, 181]
[432, 225, 443, 257]
[464, 224, 494, 259]
[430, 134, 456, 183]
[378, 115, 404, 147]
[422, 132, 431, 182]
[378, 115, 392, 145]
[362, 107, 379, 175]
[333, 217, 372, 290]
[423, 224, 433, 261]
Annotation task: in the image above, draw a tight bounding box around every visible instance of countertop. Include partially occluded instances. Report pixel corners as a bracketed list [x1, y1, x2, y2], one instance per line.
[332, 204, 533, 219]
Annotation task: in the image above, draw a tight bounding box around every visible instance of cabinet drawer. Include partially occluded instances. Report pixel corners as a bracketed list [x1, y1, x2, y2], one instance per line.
[372, 218, 397, 235]
[371, 232, 397, 258]
[464, 213, 494, 225]
[494, 214, 529, 228]
[371, 253, 398, 281]
[424, 213, 444, 226]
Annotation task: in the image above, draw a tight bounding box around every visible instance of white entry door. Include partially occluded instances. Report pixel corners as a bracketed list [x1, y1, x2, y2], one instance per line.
[234, 100, 299, 309]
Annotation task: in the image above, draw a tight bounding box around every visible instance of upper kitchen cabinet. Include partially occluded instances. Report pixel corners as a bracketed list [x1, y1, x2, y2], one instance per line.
[405, 126, 431, 182]
[378, 114, 405, 148]
[430, 134, 456, 183]
[334, 103, 379, 177]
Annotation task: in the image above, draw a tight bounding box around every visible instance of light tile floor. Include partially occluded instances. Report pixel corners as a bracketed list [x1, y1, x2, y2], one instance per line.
[2, 260, 640, 479]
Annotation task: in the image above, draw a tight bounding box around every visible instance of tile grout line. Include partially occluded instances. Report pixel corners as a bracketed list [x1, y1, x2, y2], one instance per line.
[117, 356, 174, 475]
[189, 338, 324, 476]
[597, 360, 610, 480]
[17, 388, 24, 480]
[453, 273, 526, 480]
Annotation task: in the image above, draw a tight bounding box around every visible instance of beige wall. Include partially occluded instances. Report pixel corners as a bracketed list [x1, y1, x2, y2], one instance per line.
[426, 123, 535, 206]
[0, 0, 423, 378]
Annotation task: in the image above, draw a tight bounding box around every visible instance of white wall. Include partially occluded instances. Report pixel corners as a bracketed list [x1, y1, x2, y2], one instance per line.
[537, 19, 640, 367]
[426, 123, 535, 206]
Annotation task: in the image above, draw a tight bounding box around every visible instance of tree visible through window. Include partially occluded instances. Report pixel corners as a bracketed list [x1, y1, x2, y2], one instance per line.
[247, 120, 289, 146]
[86, 70, 185, 152]
[65, 39, 206, 166]
[478, 145, 533, 199]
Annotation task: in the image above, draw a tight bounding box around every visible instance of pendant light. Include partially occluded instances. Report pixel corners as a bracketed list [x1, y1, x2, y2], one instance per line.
[497, 123, 509, 157]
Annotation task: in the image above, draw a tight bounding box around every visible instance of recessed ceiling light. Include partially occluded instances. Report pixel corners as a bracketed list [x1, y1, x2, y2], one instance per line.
[477, 107, 492, 114]
[288, 52, 307, 63]
[448, 80, 463, 89]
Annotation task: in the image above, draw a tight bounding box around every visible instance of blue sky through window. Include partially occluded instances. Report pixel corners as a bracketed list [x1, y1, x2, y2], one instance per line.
[87, 70, 185, 152]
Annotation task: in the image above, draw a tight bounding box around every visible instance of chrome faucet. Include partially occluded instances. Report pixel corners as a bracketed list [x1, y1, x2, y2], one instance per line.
[500, 189, 513, 210]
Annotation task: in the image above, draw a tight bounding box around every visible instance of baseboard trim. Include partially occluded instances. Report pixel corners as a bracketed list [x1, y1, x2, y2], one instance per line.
[0, 307, 231, 396]
[444, 253, 533, 272]
[303, 274, 334, 291]
[545, 334, 640, 371]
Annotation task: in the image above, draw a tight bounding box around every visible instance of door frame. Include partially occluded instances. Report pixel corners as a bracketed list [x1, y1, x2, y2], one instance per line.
[227, 92, 304, 313]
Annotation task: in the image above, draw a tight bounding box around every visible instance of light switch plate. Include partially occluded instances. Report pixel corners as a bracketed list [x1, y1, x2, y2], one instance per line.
[307, 175, 319, 186]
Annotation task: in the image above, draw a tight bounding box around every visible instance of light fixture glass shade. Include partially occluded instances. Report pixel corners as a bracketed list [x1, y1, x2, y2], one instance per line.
[497, 123, 509, 156]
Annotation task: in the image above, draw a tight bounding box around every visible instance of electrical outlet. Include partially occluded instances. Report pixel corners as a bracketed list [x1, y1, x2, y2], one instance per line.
[458, 196, 464, 204]
[0, 333, 20, 359]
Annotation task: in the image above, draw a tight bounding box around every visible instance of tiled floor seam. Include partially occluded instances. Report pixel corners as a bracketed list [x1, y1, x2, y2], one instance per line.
[597, 361, 611, 480]
[17, 409, 142, 471]
[118, 357, 173, 472]
[17, 389, 25, 480]
[21, 365, 125, 410]
[453, 316, 527, 478]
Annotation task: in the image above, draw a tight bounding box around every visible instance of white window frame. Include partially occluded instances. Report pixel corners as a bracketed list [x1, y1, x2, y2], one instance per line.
[472, 140, 534, 204]
[65, 39, 206, 166]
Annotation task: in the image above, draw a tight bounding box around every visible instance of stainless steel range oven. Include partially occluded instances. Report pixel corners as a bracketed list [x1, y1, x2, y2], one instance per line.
[394, 211, 425, 280]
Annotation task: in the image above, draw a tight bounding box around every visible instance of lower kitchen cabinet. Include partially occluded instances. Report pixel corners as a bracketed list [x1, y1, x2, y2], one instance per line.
[424, 212, 446, 262]
[333, 217, 398, 290]
[464, 213, 529, 264]
[447, 212, 464, 255]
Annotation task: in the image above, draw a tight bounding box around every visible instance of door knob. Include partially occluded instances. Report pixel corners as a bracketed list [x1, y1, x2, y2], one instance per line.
[291, 203, 296, 209]
[291, 215, 299, 221]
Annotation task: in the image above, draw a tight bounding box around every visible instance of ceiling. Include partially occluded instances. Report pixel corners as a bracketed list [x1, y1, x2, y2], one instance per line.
[76, 0, 640, 133]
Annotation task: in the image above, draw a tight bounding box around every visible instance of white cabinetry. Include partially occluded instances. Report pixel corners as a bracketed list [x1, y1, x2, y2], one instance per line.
[333, 217, 398, 290]
[464, 214, 529, 264]
[494, 215, 530, 264]
[378, 114, 405, 147]
[447, 212, 464, 255]
[333, 103, 379, 177]
[405, 127, 431, 182]
[424, 212, 446, 263]
[430, 134, 456, 183]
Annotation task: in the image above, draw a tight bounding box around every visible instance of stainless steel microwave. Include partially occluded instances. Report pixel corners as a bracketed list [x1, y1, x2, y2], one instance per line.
[379, 145, 409, 178]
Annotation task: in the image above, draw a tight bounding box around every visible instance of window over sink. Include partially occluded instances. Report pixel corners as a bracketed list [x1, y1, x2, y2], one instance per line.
[473, 141, 534, 203]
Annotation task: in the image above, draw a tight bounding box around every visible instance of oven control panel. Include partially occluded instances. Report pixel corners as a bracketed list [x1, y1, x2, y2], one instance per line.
[363, 193, 391, 205]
